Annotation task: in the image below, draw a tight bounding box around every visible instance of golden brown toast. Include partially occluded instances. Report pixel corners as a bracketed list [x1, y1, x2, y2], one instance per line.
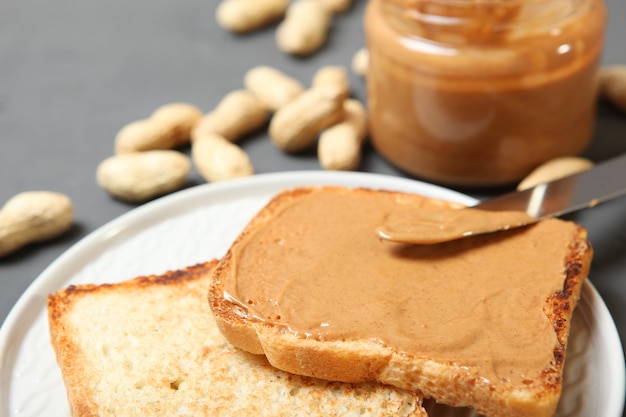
[47, 260, 428, 417]
[209, 186, 593, 417]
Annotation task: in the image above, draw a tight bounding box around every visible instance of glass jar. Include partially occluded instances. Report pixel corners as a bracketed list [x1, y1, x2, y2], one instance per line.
[365, 0, 607, 187]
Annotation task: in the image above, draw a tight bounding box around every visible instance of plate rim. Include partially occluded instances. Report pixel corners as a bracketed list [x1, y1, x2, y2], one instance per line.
[1, 170, 624, 417]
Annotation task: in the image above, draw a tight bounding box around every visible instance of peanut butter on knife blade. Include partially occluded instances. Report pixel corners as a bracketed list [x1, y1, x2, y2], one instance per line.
[376, 207, 536, 245]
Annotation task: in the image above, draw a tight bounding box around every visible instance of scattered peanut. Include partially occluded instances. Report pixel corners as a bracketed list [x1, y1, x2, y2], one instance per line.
[276, 0, 332, 56]
[318, 99, 368, 171]
[312, 66, 351, 101]
[269, 86, 346, 153]
[0, 191, 73, 257]
[216, 0, 289, 33]
[599, 65, 626, 114]
[320, 0, 353, 13]
[115, 103, 203, 154]
[192, 134, 254, 182]
[97, 150, 191, 202]
[191, 90, 269, 143]
[351, 47, 369, 77]
[517, 156, 594, 191]
[244, 66, 305, 111]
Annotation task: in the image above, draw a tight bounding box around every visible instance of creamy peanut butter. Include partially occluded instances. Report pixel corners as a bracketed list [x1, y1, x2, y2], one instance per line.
[224, 188, 583, 386]
[365, 0, 607, 186]
[377, 206, 537, 244]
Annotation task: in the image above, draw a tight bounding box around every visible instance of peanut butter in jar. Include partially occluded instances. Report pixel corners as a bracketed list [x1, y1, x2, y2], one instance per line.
[365, 0, 607, 187]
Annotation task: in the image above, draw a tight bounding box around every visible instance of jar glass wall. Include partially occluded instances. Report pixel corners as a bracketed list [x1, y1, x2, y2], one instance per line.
[365, 0, 607, 187]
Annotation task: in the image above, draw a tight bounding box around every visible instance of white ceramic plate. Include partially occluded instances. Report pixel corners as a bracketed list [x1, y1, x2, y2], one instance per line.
[0, 171, 624, 417]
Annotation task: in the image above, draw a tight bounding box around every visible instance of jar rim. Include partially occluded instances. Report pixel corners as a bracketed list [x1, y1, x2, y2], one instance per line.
[380, 0, 593, 32]
[386, 0, 583, 6]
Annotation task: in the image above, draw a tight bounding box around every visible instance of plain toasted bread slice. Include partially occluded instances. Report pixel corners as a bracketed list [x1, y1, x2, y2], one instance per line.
[47, 260, 428, 417]
[209, 186, 593, 417]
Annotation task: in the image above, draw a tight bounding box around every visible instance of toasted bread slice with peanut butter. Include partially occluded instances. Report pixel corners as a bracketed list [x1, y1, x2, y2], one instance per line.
[48, 260, 428, 417]
[209, 186, 593, 417]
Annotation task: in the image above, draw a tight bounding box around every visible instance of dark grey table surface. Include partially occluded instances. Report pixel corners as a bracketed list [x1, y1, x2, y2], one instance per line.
[1, 0, 626, 412]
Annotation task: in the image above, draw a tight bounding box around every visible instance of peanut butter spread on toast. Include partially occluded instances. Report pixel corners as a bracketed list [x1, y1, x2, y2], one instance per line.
[224, 188, 587, 386]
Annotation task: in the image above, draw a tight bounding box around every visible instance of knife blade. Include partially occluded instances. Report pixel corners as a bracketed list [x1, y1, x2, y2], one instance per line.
[376, 153, 626, 245]
[474, 153, 626, 219]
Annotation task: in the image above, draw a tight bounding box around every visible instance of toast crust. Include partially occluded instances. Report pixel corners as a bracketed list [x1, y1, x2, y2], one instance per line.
[209, 186, 593, 417]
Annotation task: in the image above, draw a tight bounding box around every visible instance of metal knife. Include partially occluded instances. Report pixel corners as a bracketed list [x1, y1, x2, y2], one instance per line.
[475, 152, 626, 219]
[377, 153, 626, 245]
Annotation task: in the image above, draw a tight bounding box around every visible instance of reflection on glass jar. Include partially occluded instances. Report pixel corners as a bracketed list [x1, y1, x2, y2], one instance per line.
[365, 0, 607, 187]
